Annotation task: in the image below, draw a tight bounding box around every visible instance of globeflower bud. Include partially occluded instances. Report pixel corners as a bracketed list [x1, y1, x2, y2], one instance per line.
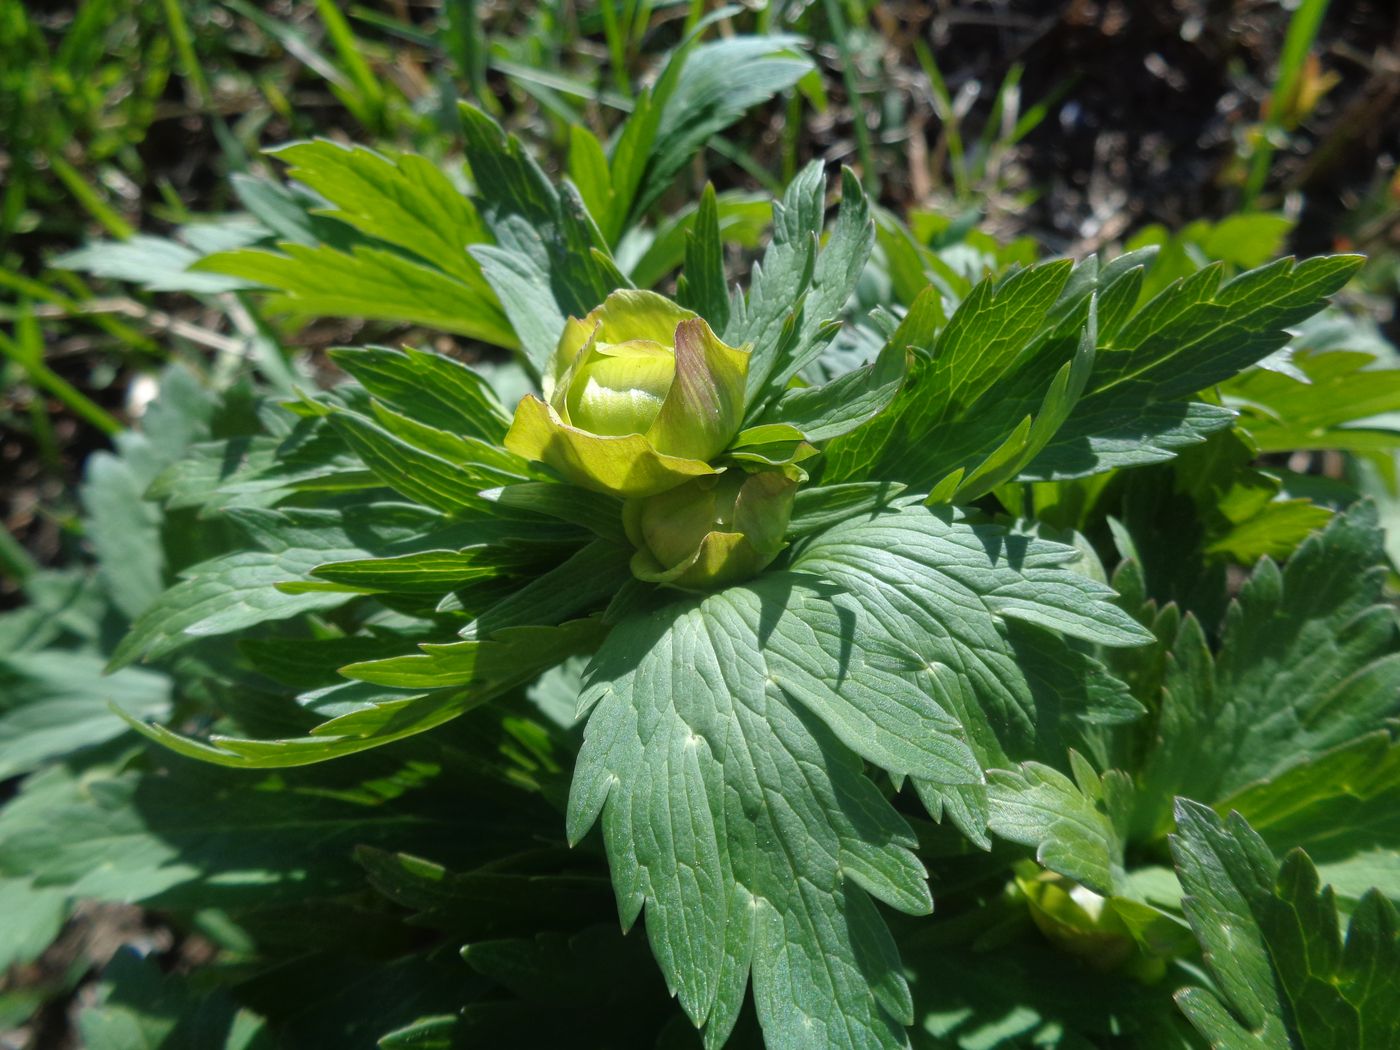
[504, 290, 750, 498]
[622, 470, 797, 591]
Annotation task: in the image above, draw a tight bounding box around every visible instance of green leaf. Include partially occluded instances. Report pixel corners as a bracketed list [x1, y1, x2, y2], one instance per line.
[1218, 732, 1400, 903]
[569, 499, 1149, 1046]
[630, 188, 770, 291]
[56, 226, 261, 294]
[770, 339, 908, 443]
[630, 35, 814, 223]
[108, 502, 446, 669]
[0, 756, 481, 908]
[796, 502, 1149, 845]
[730, 165, 875, 414]
[1225, 347, 1400, 454]
[356, 847, 614, 939]
[80, 449, 165, 621]
[109, 547, 358, 669]
[1131, 506, 1400, 841]
[987, 752, 1128, 895]
[459, 104, 620, 374]
[198, 241, 517, 348]
[270, 140, 491, 285]
[1026, 255, 1364, 478]
[903, 935, 1196, 1050]
[569, 578, 937, 1049]
[1171, 801, 1400, 1049]
[819, 259, 1093, 490]
[78, 949, 264, 1050]
[0, 651, 170, 778]
[786, 481, 907, 539]
[324, 404, 531, 512]
[329, 346, 511, 443]
[0, 876, 68, 971]
[128, 620, 606, 769]
[679, 183, 731, 330]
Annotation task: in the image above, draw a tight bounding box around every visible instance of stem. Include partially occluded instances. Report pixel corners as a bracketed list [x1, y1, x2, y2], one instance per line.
[1242, 0, 1331, 211]
[821, 0, 878, 195]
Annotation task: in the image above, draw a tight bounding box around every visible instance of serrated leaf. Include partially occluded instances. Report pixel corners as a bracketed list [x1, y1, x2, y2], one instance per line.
[1131, 506, 1400, 841]
[632, 35, 812, 223]
[197, 241, 517, 348]
[1171, 801, 1400, 1049]
[324, 404, 530, 512]
[569, 579, 936, 1049]
[794, 502, 1149, 845]
[459, 104, 620, 374]
[0, 652, 169, 778]
[109, 547, 359, 670]
[329, 346, 510, 443]
[1025, 255, 1363, 478]
[109, 503, 451, 669]
[986, 755, 1125, 895]
[1218, 732, 1400, 903]
[271, 139, 490, 285]
[1225, 347, 1400, 454]
[127, 619, 606, 769]
[569, 499, 1149, 1047]
[769, 339, 908, 443]
[819, 259, 1098, 490]
[680, 183, 730, 330]
[730, 166, 875, 415]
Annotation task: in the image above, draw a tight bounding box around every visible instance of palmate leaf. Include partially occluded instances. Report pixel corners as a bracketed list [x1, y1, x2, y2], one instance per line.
[1025, 254, 1363, 479]
[1130, 505, 1400, 841]
[730, 164, 875, 417]
[1219, 732, 1400, 904]
[821, 253, 1361, 490]
[568, 502, 1150, 1048]
[125, 619, 606, 769]
[460, 104, 623, 376]
[197, 140, 517, 348]
[1171, 802, 1400, 1050]
[107, 504, 443, 669]
[1224, 346, 1400, 454]
[794, 503, 1150, 845]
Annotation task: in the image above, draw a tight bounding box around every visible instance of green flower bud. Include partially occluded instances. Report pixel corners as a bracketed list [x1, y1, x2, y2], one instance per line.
[1014, 866, 1193, 983]
[505, 290, 750, 498]
[622, 470, 797, 591]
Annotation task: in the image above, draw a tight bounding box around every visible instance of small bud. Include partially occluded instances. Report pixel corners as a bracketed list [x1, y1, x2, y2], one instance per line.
[505, 290, 750, 498]
[623, 470, 797, 591]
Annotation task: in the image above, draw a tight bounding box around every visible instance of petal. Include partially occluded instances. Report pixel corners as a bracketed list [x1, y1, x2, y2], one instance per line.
[544, 315, 596, 405]
[646, 318, 750, 461]
[629, 531, 776, 591]
[567, 342, 676, 436]
[505, 395, 718, 498]
[592, 289, 696, 345]
[731, 472, 797, 555]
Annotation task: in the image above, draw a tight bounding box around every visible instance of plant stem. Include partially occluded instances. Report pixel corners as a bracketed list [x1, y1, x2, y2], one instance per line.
[820, 0, 878, 195]
[1242, 0, 1331, 211]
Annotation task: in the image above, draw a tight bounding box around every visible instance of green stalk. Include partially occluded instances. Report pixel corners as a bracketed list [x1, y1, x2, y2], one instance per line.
[821, 0, 877, 194]
[49, 156, 134, 240]
[0, 323, 122, 437]
[599, 0, 632, 100]
[914, 40, 967, 200]
[160, 0, 248, 168]
[1242, 0, 1331, 210]
[313, 0, 388, 132]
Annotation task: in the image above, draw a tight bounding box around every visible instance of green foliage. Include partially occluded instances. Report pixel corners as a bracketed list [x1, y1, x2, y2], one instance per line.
[1171, 802, 1400, 1048]
[3, 30, 1398, 1050]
